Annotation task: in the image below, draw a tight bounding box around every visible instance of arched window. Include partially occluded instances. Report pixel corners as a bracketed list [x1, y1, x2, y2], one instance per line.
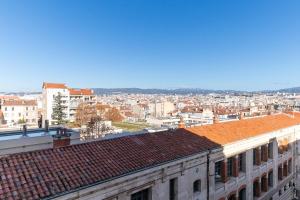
[193, 180, 201, 193]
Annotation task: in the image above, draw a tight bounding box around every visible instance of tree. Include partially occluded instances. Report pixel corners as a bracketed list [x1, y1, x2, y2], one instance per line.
[52, 92, 67, 125]
[75, 103, 97, 127]
[104, 107, 124, 122]
[18, 118, 26, 124]
[81, 116, 111, 140]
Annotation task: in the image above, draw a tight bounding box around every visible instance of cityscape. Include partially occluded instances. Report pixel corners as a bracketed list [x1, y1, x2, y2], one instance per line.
[0, 1, 300, 200]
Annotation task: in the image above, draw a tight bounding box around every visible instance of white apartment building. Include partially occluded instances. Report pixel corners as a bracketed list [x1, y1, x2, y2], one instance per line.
[1, 99, 38, 126]
[149, 101, 175, 118]
[42, 82, 95, 125]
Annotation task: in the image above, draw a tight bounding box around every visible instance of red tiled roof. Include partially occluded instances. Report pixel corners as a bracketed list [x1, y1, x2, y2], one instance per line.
[0, 129, 219, 200]
[0, 96, 20, 100]
[186, 113, 300, 145]
[2, 100, 37, 106]
[43, 82, 68, 89]
[69, 88, 93, 95]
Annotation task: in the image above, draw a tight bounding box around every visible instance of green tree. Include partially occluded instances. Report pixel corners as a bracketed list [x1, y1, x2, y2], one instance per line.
[51, 92, 67, 125]
[18, 118, 26, 124]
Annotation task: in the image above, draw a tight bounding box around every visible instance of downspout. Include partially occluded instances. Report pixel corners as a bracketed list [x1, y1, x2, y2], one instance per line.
[207, 150, 211, 200]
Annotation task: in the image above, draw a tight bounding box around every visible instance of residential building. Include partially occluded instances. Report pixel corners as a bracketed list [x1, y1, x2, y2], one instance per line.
[1, 99, 38, 126]
[42, 82, 95, 125]
[187, 113, 299, 200]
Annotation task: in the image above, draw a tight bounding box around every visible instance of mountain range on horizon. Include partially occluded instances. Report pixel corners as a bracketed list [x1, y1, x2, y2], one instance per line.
[2, 87, 300, 95]
[92, 86, 300, 95]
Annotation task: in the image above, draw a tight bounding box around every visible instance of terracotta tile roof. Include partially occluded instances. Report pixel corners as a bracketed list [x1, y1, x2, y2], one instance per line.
[2, 100, 37, 106]
[43, 82, 68, 89]
[69, 88, 94, 96]
[0, 129, 219, 200]
[0, 96, 20, 100]
[186, 114, 300, 145]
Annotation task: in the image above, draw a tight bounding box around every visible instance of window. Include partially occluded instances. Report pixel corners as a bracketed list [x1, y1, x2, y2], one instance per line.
[268, 142, 273, 159]
[278, 165, 283, 181]
[268, 170, 273, 187]
[288, 159, 292, 174]
[261, 175, 268, 192]
[238, 153, 246, 172]
[253, 180, 260, 197]
[33, 107, 35, 110]
[193, 180, 201, 193]
[19, 113, 21, 117]
[215, 161, 222, 183]
[26, 107, 28, 111]
[4, 107, 7, 111]
[253, 149, 256, 165]
[169, 178, 178, 200]
[227, 157, 233, 177]
[131, 188, 151, 200]
[12, 107, 14, 111]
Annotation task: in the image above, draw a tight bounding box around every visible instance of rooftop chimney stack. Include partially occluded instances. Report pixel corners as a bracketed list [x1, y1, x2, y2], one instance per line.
[239, 112, 244, 120]
[45, 120, 49, 132]
[213, 115, 219, 124]
[178, 117, 185, 128]
[22, 125, 27, 136]
[53, 128, 71, 148]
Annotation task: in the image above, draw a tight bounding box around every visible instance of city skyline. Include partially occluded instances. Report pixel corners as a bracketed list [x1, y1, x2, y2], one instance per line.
[0, 0, 299, 91]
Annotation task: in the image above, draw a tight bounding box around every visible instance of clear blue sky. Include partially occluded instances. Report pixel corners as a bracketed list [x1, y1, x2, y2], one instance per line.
[0, 0, 299, 92]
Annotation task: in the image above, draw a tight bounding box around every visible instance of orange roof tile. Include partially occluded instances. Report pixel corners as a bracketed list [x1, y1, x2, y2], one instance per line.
[186, 114, 300, 145]
[69, 88, 93, 95]
[2, 100, 37, 106]
[43, 82, 67, 89]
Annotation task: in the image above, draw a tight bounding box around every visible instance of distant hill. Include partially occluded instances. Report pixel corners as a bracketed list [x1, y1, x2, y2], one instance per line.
[276, 87, 300, 93]
[92, 88, 245, 95]
[2, 87, 300, 96]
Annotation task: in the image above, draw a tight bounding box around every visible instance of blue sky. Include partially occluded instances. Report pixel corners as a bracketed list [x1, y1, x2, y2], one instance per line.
[0, 0, 299, 92]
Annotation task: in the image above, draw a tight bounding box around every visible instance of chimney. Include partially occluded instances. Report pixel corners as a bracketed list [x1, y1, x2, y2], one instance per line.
[22, 124, 27, 136]
[45, 120, 49, 132]
[238, 112, 244, 120]
[178, 117, 185, 128]
[53, 128, 71, 148]
[213, 115, 219, 124]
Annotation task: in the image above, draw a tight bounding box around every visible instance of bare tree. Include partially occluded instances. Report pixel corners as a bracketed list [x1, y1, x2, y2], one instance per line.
[75, 103, 97, 127]
[81, 116, 111, 140]
[104, 107, 124, 122]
